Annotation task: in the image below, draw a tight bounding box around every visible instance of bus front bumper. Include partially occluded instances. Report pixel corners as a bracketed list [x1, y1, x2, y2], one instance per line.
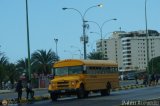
[48, 88, 78, 95]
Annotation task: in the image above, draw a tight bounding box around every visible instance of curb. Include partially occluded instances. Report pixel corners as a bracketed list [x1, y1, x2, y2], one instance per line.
[0, 90, 13, 94]
[112, 84, 146, 92]
[0, 88, 47, 94]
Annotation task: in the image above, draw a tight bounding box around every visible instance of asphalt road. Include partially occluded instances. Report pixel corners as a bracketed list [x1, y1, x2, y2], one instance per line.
[0, 90, 48, 100]
[19, 85, 160, 106]
[0, 80, 142, 100]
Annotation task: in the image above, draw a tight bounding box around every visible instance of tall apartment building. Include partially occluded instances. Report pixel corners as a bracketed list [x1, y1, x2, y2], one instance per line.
[96, 30, 160, 72]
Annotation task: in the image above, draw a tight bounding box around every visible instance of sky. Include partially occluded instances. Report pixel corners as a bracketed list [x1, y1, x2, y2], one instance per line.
[0, 0, 160, 63]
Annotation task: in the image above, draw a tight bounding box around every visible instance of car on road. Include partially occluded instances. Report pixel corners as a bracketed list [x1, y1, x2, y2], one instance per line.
[122, 73, 136, 80]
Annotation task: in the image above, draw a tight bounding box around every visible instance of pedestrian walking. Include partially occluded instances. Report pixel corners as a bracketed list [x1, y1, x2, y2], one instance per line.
[148, 74, 152, 86]
[15, 80, 23, 103]
[151, 73, 155, 86]
[135, 74, 138, 84]
[143, 74, 148, 87]
[155, 74, 159, 85]
[26, 80, 34, 100]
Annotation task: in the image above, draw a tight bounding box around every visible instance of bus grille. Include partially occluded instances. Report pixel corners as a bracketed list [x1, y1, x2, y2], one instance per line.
[57, 81, 69, 88]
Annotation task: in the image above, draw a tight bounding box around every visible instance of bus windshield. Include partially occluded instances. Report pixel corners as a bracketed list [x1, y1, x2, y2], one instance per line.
[54, 66, 83, 76]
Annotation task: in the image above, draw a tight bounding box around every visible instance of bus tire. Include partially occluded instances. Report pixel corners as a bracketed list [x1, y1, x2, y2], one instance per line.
[106, 88, 111, 96]
[106, 82, 111, 96]
[100, 82, 111, 96]
[77, 84, 86, 99]
[85, 91, 89, 97]
[50, 93, 58, 101]
[100, 90, 106, 96]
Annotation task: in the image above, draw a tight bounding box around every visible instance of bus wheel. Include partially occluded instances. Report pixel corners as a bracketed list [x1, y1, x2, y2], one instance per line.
[77, 84, 86, 99]
[50, 93, 58, 101]
[106, 88, 111, 95]
[100, 83, 111, 96]
[100, 89, 107, 96]
[85, 91, 89, 97]
[106, 82, 111, 96]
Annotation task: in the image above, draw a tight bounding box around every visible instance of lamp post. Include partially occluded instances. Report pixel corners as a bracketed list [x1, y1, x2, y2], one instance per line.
[54, 38, 58, 57]
[25, 0, 31, 80]
[86, 18, 117, 59]
[145, 0, 150, 74]
[62, 4, 102, 59]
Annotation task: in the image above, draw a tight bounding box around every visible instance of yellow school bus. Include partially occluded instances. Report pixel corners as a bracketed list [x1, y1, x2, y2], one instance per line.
[48, 59, 119, 101]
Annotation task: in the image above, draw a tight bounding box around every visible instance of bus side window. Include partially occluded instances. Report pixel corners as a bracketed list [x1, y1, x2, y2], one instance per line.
[106, 67, 109, 73]
[83, 66, 88, 74]
[102, 67, 105, 74]
[113, 67, 116, 72]
[86, 67, 91, 74]
[111, 67, 114, 73]
[104, 67, 107, 74]
[96, 67, 100, 74]
[110, 67, 114, 73]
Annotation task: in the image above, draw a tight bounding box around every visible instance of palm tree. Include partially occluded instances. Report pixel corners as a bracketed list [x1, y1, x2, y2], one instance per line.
[5, 63, 20, 88]
[148, 56, 160, 74]
[16, 58, 28, 73]
[0, 53, 8, 89]
[0, 50, 20, 89]
[16, 58, 29, 79]
[31, 49, 58, 75]
[0, 55, 8, 65]
[87, 51, 103, 60]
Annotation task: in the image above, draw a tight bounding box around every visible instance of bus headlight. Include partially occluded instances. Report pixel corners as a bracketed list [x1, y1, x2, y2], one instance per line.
[50, 81, 56, 88]
[71, 81, 76, 86]
[71, 80, 78, 86]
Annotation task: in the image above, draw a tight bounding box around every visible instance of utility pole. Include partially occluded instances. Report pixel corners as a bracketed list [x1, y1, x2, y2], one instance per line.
[25, 0, 31, 80]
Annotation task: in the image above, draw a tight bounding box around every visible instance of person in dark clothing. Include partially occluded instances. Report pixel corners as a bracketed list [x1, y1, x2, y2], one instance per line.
[135, 74, 138, 84]
[143, 74, 148, 87]
[26, 80, 34, 100]
[151, 73, 155, 86]
[16, 80, 23, 102]
[155, 74, 159, 85]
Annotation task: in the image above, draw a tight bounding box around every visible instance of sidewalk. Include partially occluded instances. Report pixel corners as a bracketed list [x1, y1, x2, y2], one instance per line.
[0, 90, 12, 94]
[0, 88, 48, 94]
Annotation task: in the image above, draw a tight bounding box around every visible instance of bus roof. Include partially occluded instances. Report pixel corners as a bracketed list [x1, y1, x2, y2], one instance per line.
[54, 59, 118, 68]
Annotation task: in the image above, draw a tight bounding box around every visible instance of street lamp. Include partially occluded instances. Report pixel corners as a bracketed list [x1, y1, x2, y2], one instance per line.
[145, 0, 150, 74]
[86, 18, 117, 59]
[90, 31, 101, 36]
[62, 4, 102, 59]
[90, 31, 113, 39]
[54, 38, 58, 57]
[103, 32, 114, 39]
[25, 0, 31, 80]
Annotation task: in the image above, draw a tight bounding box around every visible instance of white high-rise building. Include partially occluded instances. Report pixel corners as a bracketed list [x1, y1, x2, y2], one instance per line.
[96, 30, 160, 72]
